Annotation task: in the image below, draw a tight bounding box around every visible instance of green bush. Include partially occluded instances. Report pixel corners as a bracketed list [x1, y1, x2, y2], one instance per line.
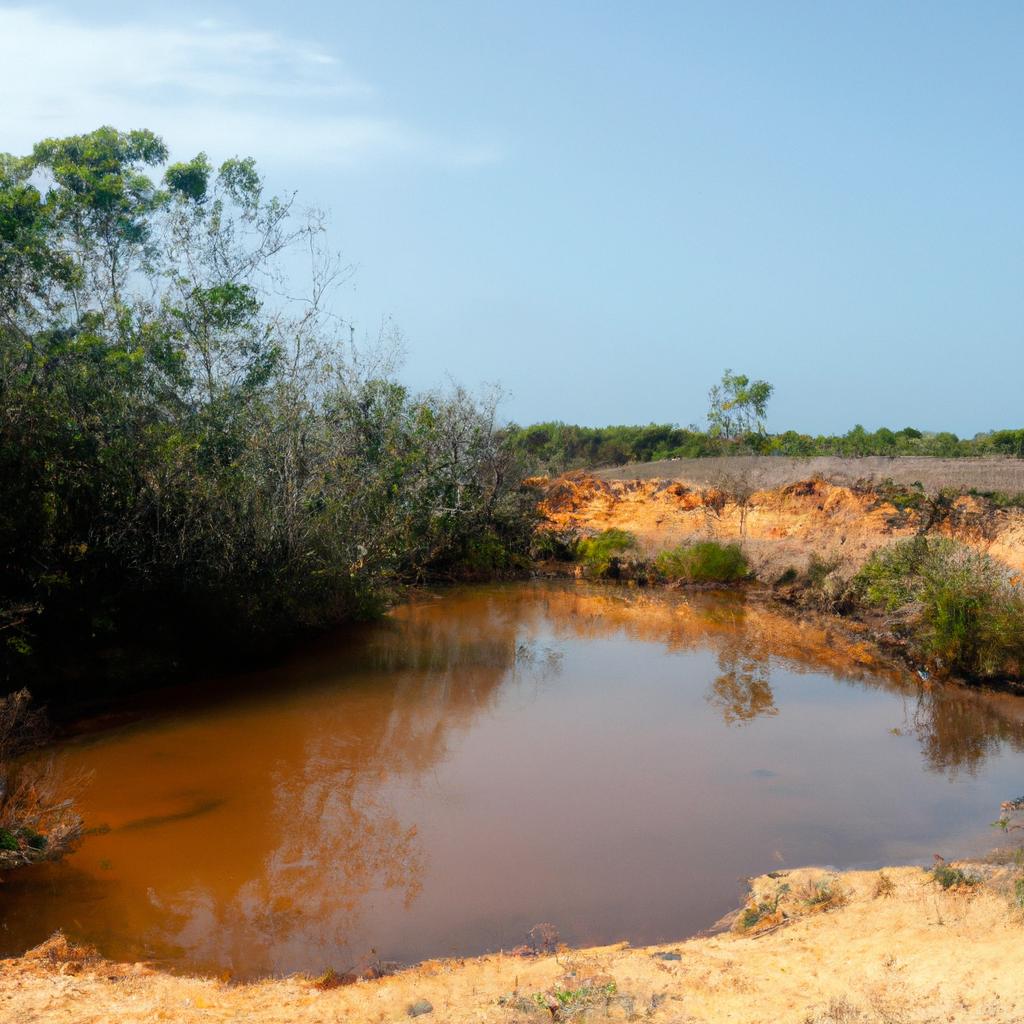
[855, 537, 1024, 679]
[931, 863, 980, 889]
[655, 541, 748, 584]
[575, 529, 637, 577]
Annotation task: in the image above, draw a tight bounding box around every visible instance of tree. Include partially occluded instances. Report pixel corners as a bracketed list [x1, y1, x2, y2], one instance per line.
[0, 126, 538, 688]
[706, 369, 773, 439]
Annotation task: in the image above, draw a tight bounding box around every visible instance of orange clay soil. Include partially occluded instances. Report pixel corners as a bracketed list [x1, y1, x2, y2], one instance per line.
[4, 864, 1024, 1023]
[533, 473, 1024, 579]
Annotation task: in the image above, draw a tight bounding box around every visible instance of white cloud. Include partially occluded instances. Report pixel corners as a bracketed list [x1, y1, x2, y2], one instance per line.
[0, 6, 500, 168]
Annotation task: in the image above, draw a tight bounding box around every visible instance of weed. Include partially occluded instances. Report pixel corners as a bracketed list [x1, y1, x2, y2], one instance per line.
[575, 529, 637, 578]
[873, 872, 896, 899]
[968, 488, 1024, 510]
[774, 566, 799, 586]
[931, 863, 981, 890]
[875, 478, 926, 512]
[806, 553, 841, 589]
[655, 540, 748, 584]
[802, 995, 869, 1023]
[531, 974, 618, 1019]
[802, 877, 848, 910]
[738, 883, 789, 930]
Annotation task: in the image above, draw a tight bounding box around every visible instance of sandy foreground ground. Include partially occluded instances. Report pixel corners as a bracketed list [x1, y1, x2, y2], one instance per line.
[3, 864, 1024, 1023]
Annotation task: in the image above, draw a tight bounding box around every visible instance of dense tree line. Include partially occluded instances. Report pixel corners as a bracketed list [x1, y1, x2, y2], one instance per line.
[0, 127, 536, 693]
[509, 422, 1024, 472]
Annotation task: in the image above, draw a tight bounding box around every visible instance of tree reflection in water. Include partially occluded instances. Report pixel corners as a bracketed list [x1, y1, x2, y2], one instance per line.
[4, 582, 1024, 976]
[706, 649, 778, 726]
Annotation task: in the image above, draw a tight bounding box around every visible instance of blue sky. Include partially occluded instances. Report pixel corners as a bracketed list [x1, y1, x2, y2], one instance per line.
[2, 2, 1022, 434]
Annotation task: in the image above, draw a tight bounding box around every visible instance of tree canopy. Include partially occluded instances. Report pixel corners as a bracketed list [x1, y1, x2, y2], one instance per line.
[0, 127, 536, 694]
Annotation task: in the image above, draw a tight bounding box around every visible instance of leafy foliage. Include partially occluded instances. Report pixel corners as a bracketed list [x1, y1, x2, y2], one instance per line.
[575, 528, 637, 578]
[0, 127, 536, 689]
[655, 541, 748, 583]
[855, 538, 1024, 679]
[707, 368, 773, 439]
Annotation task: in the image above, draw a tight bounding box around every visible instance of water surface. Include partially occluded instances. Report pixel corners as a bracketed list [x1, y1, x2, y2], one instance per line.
[4, 581, 1024, 977]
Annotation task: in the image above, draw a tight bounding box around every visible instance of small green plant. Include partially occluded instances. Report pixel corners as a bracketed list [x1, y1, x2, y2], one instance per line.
[531, 977, 618, 1017]
[575, 528, 637, 578]
[931, 863, 981, 890]
[774, 566, 799, 586]
[875, 478, 925, 512]
[0, 826, 48, 854]
[806, 553, 841, 589]
[655, 540, 748, 584]
[802, 877, 848, 910]
[738, 883, 789, 930]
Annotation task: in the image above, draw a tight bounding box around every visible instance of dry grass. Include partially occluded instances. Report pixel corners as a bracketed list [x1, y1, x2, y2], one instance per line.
[596, 456, 1024, 494]
[0, 690, 84, 869]
[5, 865, 1024, 1023]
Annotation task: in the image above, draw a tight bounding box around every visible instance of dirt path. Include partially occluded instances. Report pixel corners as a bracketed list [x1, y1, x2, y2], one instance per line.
[3, 865, 1022, 1023]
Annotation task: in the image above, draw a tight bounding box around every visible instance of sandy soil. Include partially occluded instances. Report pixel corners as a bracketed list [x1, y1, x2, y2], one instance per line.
[4, 864, 1023, 1023]
[536, 474, 1024, 580]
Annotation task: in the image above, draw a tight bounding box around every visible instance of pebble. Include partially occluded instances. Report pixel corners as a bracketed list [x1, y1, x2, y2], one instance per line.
[407, 998, 433, 1016]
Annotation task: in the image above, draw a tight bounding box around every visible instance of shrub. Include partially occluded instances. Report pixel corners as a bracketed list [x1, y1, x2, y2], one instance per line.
[530, 530, 579, 562]
[0, 690, 81, 869]
[655, 541, 748, 584]
[931, 863, 981, 890]
[806, 553, 841, 589]
[575, 529, 637, 578]
[854, 537, 1024, 679]
[774, 566, 799, 587]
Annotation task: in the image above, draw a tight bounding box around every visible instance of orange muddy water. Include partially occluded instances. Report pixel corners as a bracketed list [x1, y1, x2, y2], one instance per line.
[4, 581, 1024, 978]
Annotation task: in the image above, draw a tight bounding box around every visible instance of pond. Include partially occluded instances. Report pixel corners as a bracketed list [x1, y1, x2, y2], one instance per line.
[4, 581, 1024, 978]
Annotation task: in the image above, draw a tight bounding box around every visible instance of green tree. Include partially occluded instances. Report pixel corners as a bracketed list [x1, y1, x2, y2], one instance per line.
[706, 369, 773, 439]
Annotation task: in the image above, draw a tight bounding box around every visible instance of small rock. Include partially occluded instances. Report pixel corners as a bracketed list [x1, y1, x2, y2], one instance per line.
[407, 998, 433, 1017]
[651, 951, 681, 961]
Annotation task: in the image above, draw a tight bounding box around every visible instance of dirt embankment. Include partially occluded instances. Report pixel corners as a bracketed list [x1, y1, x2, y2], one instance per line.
[5, 864, 1024, 1023]
[536, 473, 1024, 581]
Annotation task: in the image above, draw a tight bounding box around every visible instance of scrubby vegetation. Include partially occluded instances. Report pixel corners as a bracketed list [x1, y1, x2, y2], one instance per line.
[0, 690, 82, 869]
[655, 541, 748, 584]
[930, 859, 981, 890]
[574, 529, 637, 578]
[0, 127, 537, 693]
[554, 531, 751, 587]
[854, 538, 1024, 680]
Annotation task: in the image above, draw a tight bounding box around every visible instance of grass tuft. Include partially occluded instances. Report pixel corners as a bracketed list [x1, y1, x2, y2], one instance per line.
[655, 541, 748, 584]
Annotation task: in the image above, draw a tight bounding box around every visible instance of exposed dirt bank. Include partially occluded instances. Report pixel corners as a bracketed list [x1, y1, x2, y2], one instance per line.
[4, 864, 1023, 1023]
[536, 473, 1024, 581]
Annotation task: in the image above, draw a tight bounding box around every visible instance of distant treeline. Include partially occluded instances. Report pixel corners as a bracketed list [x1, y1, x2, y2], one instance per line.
[509, 422, 1024, 471]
